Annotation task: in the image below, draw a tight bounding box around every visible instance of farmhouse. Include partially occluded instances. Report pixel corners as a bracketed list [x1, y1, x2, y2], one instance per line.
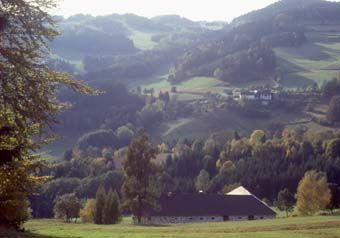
[141, 187, 276, 224]
[230, 89, 275, 105]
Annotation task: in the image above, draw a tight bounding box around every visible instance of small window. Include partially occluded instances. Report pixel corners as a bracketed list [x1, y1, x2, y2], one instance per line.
[211, 217, 215, 220]
[260, 217, 264, 220]
[238, 217, 242, 219]
[190, 217, 193, 220]
[200, 217, 204, 220]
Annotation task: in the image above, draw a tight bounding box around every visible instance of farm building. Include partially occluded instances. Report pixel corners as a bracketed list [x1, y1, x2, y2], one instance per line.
[229, 89, 275, 105]
[140, 187, 276, 224]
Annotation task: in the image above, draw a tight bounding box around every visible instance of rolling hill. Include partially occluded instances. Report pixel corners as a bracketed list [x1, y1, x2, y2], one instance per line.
[47, 0, 340, 155]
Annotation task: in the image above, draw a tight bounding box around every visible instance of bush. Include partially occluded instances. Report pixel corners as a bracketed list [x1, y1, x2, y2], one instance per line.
[80, 199, 95, 223]
[53, 193, 81, 222]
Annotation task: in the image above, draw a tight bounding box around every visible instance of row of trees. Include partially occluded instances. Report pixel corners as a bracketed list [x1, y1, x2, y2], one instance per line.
[51, 130, 158, 225]
[276, 170, 333, 217]
[53, 186, 121, 224]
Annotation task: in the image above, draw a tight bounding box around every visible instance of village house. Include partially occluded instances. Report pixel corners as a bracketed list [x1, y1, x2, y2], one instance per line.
[228, 89, 274, 105]
[139, 187, 276, 224]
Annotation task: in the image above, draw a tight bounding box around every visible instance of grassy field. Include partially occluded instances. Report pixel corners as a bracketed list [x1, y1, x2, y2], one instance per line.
[2, 216, 340, 238]
[159, 107, 313, 141]
[137, 76, 228, 101]
[128, 30, 158, 50]
[275, 26, 340, 88]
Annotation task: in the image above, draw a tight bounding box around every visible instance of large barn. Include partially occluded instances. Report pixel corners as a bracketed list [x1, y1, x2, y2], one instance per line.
[140, 187, 276, 224]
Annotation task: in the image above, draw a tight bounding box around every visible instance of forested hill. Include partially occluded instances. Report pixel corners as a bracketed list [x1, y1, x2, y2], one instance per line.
[168, 0, 340, 85]
[232, 0, 340, 26]
[50, 14, 225, 60]
[49, 0, 340, 156]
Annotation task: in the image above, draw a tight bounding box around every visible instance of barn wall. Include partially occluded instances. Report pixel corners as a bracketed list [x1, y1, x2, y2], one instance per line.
[133, 215, 276, 225]
[144, 214, 275, 224]
[149, 216, 223, 224]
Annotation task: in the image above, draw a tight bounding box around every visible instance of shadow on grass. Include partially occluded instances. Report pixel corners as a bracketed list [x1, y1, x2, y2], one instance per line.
[0, 230, 59, 238]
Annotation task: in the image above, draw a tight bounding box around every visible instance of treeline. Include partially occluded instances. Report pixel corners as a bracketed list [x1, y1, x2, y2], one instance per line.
[53, 186, 121, 224]
[162, 129, 340, 201]
[30, 127, 340, 219]
[81, 47, 185, 81]
[56, 82, 191, 148]
[51, 26, 136, 56]
[57, 82, 144, 134]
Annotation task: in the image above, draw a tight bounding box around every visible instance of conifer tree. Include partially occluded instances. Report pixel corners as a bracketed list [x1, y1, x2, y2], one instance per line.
[94, 186, 106, 224]
[103, 189, 121, 224]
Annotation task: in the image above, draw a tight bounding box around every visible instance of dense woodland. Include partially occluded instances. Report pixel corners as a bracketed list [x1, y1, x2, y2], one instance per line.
[30, 127, 340, 218]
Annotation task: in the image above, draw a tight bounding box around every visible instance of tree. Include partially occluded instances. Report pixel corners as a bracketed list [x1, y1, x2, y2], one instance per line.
[327, 96, 340, 122]
[327, 184, 340, 214]
[103, 189, 121, 224]
[53, 193, 81, 223]
[195, 170, 210, 192]
[79, 199, 96, 223]
[277, 188, 295, 218]
[250, 130, 266, 145]
[121, 130, 159, 224]
[0, 0, 93, 229]
[116, 126, 134, 147]
[94, 186, 106, 224]
[325, 138, 340, 159]
[296, 171, 331, 215]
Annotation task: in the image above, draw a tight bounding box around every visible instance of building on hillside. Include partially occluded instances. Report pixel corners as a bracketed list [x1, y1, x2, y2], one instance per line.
[230, 89, 275, 105]
[139, 186, 276, 224]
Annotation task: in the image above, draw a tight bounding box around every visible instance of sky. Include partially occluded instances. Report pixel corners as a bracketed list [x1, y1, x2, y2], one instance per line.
[56, 0, 284, 22]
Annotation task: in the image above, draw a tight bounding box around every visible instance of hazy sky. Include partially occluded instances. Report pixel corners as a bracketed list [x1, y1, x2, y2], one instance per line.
[56, 0, 284, 22]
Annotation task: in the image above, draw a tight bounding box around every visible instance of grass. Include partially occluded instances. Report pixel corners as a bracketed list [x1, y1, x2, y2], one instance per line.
[2, 216, 340, 238]
[136, 76, 228, 101]
[160, 107, 307, 141]
[128, 31, 158, 50]
[275, 27, 340, 88]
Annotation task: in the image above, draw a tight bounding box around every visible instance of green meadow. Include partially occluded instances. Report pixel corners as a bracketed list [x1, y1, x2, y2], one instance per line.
[2, 216, 340, 238]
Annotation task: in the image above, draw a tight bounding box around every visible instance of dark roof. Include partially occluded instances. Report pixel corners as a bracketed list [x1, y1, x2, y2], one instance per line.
[150, 194, 276, 217]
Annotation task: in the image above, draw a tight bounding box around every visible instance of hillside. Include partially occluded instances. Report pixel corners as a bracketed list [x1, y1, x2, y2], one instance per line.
[46, 0, 340, 156]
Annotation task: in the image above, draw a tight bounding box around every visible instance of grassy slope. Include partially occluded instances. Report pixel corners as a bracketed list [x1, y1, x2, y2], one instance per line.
[275, 25, 340, 88]
[160, 108, 306, 141]
[137, 76, 228, 101]
[4, 216, 340, 238]
[127, 30, 158, 50]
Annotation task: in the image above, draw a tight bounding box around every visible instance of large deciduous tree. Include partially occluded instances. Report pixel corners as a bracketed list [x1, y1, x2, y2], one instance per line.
[0, 0, 93, 229]
[121, 130, 159, 224]
[296, 171, 331, 215]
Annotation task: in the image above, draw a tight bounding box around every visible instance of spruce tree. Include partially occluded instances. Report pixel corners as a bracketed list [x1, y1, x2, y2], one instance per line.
[112, 190, 122, 224]
[103, 189, 121, 224]
[94, 186, 106, 224]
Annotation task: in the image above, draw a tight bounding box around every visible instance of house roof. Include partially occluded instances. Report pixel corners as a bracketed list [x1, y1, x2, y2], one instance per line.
[149, 193, 276, 217]
[227, 186, 252, 195]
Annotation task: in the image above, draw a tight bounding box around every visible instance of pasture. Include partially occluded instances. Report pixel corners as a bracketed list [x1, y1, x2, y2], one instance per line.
[275, 26, 340, 88]
[2, 216, 340, 238]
